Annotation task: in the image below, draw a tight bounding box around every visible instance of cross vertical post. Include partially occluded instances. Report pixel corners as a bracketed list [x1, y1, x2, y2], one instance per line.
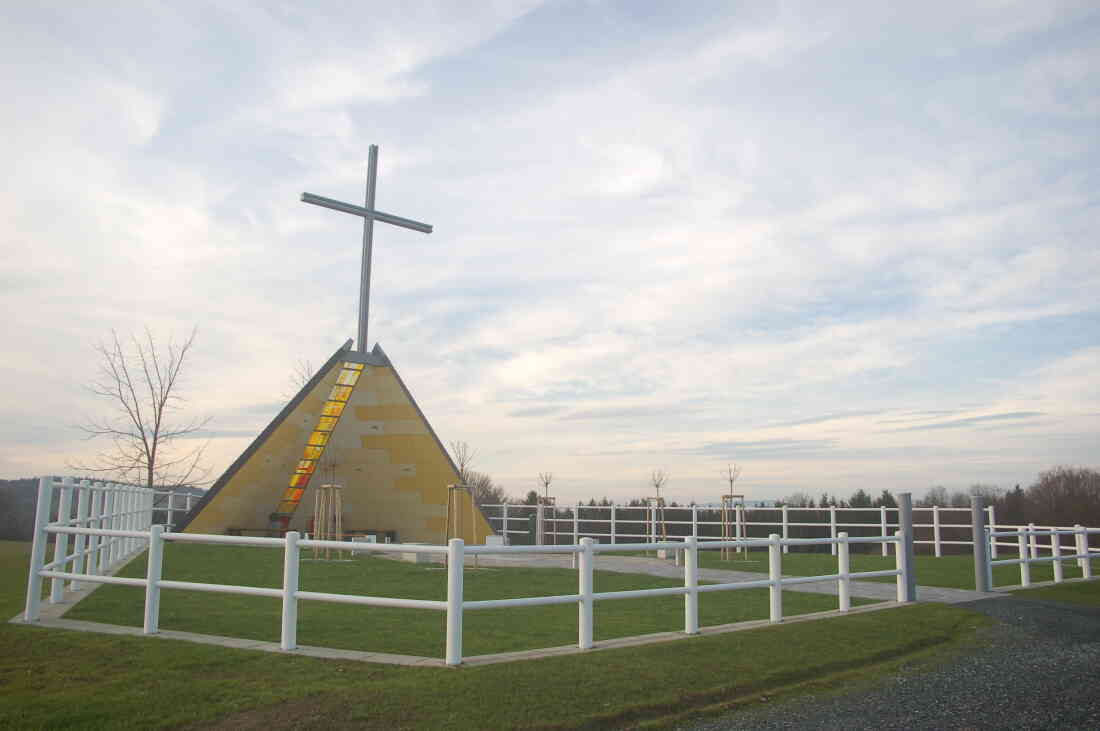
[301, 144, 433, 354]
[359, 145, 378, 354]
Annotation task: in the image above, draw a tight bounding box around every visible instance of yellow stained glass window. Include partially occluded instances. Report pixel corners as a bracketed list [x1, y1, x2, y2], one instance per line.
[278, 486, 304, 502]
[337, 369, 361, 386]
[276, 360, 361, 518]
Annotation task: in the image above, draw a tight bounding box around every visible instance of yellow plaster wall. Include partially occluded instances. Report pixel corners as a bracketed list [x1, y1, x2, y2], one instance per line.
[185, 354, 493, 544]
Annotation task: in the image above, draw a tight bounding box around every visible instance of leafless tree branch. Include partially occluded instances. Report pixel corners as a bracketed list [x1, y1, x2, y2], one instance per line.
[69, 326, 210, 490]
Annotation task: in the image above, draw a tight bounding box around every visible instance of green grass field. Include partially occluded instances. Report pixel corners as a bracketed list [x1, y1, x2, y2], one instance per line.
[694, 547, 1100, 590]
[64, 543, 876, 657]
[0, 540, 1017, 729]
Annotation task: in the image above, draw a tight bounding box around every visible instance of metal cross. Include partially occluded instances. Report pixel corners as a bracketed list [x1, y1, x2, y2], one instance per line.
[301, 144, 433, 353]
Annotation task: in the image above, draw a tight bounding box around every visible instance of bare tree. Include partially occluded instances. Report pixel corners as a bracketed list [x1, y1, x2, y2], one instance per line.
[282, 358, 315, 400]
[467, 470, 508, 506]
[449, 440, 476, 484]
[72, 327, 210, 490]
[723, 463, 742, 493]
[650, 469, 668, 499]
[538, 471, 553, 502]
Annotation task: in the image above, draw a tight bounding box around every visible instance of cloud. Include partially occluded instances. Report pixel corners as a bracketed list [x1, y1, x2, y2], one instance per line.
[2, 2, 1098, 503]
[772, 410, 889, 428]
[887, 412, 1045, 432]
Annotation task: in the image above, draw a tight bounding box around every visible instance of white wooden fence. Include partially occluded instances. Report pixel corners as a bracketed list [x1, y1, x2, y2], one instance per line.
[483, 502, 1084, 561]
[24, 476, 154, 618]
[983, 526, 1100, 590]
[24, 477, 915, 666]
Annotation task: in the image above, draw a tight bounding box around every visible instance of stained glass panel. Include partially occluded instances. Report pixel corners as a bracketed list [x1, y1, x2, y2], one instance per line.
[337, 369, 361, 386]
[317, 416, 337, 431]
[322, 401, 345, 417]
[329, 385, 353, 401]
[307, 432, 328, 447]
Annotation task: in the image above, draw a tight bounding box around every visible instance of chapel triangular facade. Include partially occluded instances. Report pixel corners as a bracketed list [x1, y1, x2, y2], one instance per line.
[177, 341, 493, 544]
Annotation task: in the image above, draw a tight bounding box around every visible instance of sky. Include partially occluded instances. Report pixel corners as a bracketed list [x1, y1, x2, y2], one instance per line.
[1, 1, 1098, 505]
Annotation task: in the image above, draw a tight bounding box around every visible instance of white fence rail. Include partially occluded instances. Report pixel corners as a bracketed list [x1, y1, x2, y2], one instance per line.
[24, 476, 154, 619]
[984, 526, 1100, 589]
[483, 502, 1013, 557]
[152, 490, 199, 530]
[24, 478, 916, 666]
[23, 476, 200, 621]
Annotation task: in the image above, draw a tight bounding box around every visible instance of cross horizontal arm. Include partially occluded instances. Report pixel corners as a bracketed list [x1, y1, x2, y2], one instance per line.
[301, 192, 433, 234]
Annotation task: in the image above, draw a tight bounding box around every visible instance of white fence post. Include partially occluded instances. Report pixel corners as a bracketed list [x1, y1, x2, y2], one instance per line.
[829, 506, 838, 556]
[987, 505, 998, 559]
[501, 503, 508, 543]
[1052, 532, 1063, 583]
[445, 538, 465, 666]
[1082, 527, 1093, 579]
[123, 487, 133, 556]
[838, 532, 850, 612]
[143, 525, 165, 634]
[610, 504, 617, 544]
[1028, 522, 1038, 559]
[735, 504, 744, 554]
[573, 503, 580, 545]
[898, 493, 917, 601]
[103, 486, 117, 568]
[535, 503, 544, 546]
[86, 485, 101, 576]
[1075, 524, 1086, 570]
[24, 477, 55, 622]
[684, 536, 699, 634]
[49, 477, 74, 604]
[971, 496, 991, 593]
[932, 505, 942, 558]
[281, 531, 300, 650]
[880, 506, 888, 557]
[782, 505, 790, 554]
[146, 488, 154, 532]
[769, 533, 782, 622]
[894, 530, 912, 602]
[71, 480, 91, 592]
[1018, 530, 1031, 587]
[691, 505, 698, 540]
[578, 538, 594, 649]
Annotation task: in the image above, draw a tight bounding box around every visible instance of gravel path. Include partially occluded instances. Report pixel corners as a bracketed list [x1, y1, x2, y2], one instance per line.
[677, 595, 1100, 730]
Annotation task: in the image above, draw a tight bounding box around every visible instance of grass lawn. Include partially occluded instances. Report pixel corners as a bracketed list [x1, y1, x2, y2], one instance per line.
[1010, 579, 1100, 608]
[2, 540, 994, 730]
[695, 547, 1100, 590]
[65, 543, 876, 657]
